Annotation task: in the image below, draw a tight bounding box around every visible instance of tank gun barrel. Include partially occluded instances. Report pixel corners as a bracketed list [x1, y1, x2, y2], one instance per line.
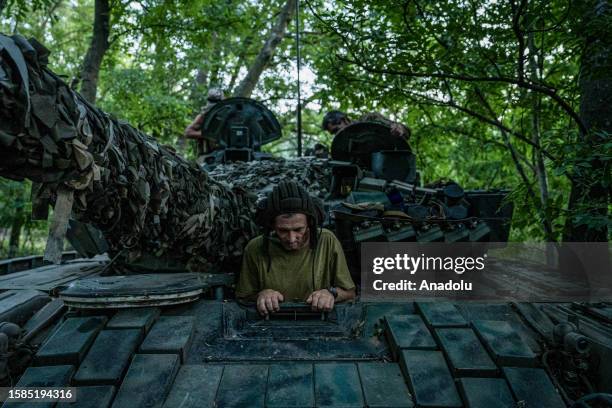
[0, 34, 256, 268]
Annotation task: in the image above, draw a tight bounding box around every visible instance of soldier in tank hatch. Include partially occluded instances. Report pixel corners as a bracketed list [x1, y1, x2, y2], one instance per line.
[236, 181, 356, 316]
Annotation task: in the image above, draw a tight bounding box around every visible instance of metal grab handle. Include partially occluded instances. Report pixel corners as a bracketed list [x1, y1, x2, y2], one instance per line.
[237, 301, 328, 320]
[264, 302, 326, 321]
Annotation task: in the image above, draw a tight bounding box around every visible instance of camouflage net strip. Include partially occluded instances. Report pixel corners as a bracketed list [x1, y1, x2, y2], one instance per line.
[0, 34, 257, 270]
[208, 157, 331, 201]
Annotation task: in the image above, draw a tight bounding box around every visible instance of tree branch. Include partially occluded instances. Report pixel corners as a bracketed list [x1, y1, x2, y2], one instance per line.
[398, 86, 559, 163]
[234, 0, 296, 98]
[474, 86, 556, 240]
[337, 53, 587, 134]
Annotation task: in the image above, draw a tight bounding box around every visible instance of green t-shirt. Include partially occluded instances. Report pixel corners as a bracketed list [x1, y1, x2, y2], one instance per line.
[236, 228, 355, 301]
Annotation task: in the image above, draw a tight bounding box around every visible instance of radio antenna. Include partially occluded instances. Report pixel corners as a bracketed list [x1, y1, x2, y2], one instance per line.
[295, 0, 303, 157]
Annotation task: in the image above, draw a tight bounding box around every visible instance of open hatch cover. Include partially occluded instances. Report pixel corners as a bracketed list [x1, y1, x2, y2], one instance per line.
[201, 97, 282, 150]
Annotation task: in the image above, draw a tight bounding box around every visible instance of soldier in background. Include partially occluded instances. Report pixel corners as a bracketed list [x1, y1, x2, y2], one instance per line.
[181, 88, 225, 157]
[304, 143, 329, 158]
[321, 110, 411, 140]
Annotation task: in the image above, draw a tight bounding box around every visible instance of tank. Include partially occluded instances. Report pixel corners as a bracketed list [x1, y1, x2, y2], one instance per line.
[0, 33, 610, 408]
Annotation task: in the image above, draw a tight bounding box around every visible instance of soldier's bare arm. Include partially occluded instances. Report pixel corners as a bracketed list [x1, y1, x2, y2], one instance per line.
[184, 113, 205, 139]
[336, 287, 356, 302]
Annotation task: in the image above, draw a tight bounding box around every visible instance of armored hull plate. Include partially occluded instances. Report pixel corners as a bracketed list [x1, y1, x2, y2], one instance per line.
[0, 258, 105, 291]
[58, 273, 231, 309]
[10, 291, 607, 407]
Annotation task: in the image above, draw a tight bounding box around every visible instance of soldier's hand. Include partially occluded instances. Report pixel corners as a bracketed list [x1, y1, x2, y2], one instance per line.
[306, 289, 335, 312]
[256, 289, 284, 316]
[184, 113, 205, 139]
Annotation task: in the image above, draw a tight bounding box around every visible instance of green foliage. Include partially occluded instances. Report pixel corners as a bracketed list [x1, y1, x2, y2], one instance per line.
[0, 0, 609, 256]
[550, 131, 612, 237]
[0, 180, 48, 257]
[1, 0, 94, 78]
[304, 0, 609, 241]
[98, 67, 192, 144]
[0, 179, 26, 230]
[1, 0, 55, 21]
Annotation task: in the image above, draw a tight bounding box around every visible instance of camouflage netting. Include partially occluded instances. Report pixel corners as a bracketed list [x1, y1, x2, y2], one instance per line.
[0, 34, 257, 270]
[208, 157, 331, 201]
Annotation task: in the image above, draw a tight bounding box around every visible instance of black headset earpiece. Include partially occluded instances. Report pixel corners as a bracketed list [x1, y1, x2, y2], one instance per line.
[255, 197, 270, 227]
[312, 197, 325, 224]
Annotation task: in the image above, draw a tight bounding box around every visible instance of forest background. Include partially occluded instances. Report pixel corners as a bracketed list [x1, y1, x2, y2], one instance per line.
[0, 0, 610, 257]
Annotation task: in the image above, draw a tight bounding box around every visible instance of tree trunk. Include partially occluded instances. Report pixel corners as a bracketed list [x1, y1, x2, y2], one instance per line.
[8, 201, 24, 258]
[234, 0, 296, 98]
[189, 32, 219, 109]
[528, 30, 556, 265]
[560, 1, 611, 286]
[79, 0, 111, 104]
[474, 87, 556, 243]
[189, 68, 208, 111]
[228, 36, 253, 94]
[227, 61, 242, 94]
[564, 0, 611, 243]
[178, 65, 210, 154]
[527, 32, 550, 220]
